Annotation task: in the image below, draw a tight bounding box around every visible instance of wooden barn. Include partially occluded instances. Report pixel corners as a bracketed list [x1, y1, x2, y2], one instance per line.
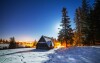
[36, 35, 54, 49]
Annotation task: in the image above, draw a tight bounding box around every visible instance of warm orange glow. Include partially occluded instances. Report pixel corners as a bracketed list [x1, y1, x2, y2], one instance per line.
[61, 41, 66, 47]
[54, 42, 66, 48]
[56, 43, 61, 48]
[17, 42, 34, 47]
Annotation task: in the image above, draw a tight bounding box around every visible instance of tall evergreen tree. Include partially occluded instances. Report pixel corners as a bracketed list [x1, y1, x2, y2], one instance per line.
[89, 0, 100, 44]
[81, 0, 90, 42]
[74, 8, 83, 45]
[93, 0, 100, 40]
[58, 7, 73, 47]
[74, 0, 90, 45]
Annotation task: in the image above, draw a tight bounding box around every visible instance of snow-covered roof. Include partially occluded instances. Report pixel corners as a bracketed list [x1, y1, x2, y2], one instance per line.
[42, 36, 53, 42]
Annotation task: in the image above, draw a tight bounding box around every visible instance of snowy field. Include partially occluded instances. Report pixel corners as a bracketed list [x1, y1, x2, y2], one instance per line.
[0, 44, 9, 49]
[0, 46, 100, 63]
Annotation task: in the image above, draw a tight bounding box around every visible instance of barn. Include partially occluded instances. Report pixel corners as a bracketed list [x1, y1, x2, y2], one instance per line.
[36, 35, 54, 49]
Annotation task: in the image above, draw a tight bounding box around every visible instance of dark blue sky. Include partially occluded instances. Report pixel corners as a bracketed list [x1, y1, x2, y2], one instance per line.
[0, 0, 94, 41]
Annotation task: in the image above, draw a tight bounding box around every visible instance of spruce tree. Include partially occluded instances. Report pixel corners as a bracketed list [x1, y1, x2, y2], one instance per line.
[74, 8, 83, 45]
[58, 7, 73, 47]
[9, 37, 17, 49]
[94, 0, 100, 40]
[74, 0, 90, 45]
[89, 0, 100, 44]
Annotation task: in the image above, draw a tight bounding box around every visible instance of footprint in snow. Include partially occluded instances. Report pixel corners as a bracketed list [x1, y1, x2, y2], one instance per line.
[21, 59, 23, 61]
[23, 62, 26, 63]
[22, 56, 24, 58]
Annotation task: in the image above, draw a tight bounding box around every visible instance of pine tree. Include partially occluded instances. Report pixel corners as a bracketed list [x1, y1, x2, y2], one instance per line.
[9, 37, 17, 49]
[74, 8, 83, 45]
[94, 0, 100, 40]
[0, 39, 3, 43]
[81, 0, 90, 45]
[89, 0, 100, 44]
[33, 40, 37, 47]
[74, 0, 90, 45]
[58, 7, 73, 47]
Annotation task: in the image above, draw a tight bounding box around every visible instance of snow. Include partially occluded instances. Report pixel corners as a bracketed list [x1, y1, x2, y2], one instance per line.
[43, 36, 51, 42]
[0, 48, 34, 56]
[51, 46, 100, 63]
[0, 48, 57, 63]
[0, 46, 100, 63]
[44, 38, 51, 42]
[0, 44, 9, 49]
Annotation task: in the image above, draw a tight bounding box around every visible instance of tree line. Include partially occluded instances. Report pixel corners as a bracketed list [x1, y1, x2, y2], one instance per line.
[0, 37, 38, 49]
[0, 39, 9, 44]
[58, 0, 100, 46]
[0, 37, 17, 49]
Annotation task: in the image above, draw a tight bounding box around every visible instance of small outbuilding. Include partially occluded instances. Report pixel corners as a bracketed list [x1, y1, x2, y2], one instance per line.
[36, 35, 54, 49]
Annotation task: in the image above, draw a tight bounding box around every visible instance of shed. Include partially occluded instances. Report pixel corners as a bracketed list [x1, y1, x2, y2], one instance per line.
[36, 35, 54, 49]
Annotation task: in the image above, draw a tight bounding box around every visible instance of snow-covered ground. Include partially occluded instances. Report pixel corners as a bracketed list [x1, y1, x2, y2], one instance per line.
[0, 46, 100, 63]
[0, 48, 34, 56]
[48, 46, 100, 63]
[0, 44, 9, 49]
[0, 48, 57, 63]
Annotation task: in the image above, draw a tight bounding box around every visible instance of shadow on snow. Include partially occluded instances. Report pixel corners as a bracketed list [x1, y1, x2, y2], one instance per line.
[43, 47, 100, 63]
[0, 48, 49, 56]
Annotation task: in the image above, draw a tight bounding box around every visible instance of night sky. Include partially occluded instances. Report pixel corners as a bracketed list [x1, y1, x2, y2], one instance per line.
[0, 0, 94, 41]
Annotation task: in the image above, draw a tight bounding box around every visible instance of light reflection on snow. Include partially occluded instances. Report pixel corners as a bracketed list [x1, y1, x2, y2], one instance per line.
[57, 55, 63, 58]
[68, 57, 75, 61]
